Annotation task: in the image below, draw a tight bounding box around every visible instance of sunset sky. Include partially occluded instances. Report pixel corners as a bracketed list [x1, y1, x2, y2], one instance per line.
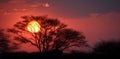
[0, 0, 120, 52]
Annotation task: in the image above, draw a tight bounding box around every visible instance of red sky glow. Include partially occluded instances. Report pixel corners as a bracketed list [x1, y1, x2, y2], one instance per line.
[0, 0, 120, 53]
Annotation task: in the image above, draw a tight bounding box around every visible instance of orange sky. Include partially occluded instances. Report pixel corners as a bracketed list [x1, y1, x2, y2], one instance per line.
[0, 0, 120, 52]
[1, 12, 120, 53]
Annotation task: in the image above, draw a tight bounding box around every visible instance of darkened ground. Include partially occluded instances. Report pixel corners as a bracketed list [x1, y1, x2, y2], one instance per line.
[1, 40, 120, 59]
[1, 51, 120, 59]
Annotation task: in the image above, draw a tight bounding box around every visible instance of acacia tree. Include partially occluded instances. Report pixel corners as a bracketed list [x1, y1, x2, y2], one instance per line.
[8, 16, 87, 53]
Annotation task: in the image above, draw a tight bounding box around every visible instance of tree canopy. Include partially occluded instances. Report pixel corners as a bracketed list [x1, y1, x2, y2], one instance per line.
[8, 16, 87, 53]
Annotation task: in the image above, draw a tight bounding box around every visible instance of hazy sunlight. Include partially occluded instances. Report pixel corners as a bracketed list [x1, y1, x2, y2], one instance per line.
[27, 20, 41, 33]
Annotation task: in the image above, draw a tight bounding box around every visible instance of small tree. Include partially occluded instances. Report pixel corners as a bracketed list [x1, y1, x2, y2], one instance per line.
[93, 40, 120, 55]
[8, 16, 87, 53]
[0, 28, 17, 53]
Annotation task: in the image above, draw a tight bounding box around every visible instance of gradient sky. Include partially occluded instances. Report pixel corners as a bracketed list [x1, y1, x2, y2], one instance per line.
[0, 0, 120, 52]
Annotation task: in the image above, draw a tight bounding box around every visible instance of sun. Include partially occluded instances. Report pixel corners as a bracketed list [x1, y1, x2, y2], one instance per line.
[27, 20, 41, 33]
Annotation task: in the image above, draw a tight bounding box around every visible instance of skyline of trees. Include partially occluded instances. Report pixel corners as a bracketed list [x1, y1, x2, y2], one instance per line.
[0, 16, 120, 55]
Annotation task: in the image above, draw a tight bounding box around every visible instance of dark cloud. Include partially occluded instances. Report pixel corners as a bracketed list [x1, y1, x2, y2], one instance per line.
[0, 0, 8, 3]
[0, 0, 120, 17]
[49, 0, 120, 18]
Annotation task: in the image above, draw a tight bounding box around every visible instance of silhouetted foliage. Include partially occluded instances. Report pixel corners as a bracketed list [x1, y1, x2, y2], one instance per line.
[0, 28, 18, 53]
[2, 50, 92, 59]
[93, 40, 120, 55]
[8, 16, 87, 53]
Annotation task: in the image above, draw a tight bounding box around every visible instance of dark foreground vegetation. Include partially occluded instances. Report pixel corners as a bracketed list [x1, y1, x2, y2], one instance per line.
[1, 47, 120, 59]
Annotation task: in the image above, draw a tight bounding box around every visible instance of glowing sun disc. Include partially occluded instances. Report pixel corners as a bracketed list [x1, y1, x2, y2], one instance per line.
[27, 20, 41, 33]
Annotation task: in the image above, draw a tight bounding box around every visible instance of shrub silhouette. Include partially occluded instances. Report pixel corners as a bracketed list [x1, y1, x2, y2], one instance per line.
[93, 40, 120, 55]
[8, 16, 87, 53]
[0, 28, 18, 53]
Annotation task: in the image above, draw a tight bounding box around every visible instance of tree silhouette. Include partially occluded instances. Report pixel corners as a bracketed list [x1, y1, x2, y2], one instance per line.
[0, 28, 18, 53]
[93, 40, 120, 55]
[8, 16, 87, 53]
